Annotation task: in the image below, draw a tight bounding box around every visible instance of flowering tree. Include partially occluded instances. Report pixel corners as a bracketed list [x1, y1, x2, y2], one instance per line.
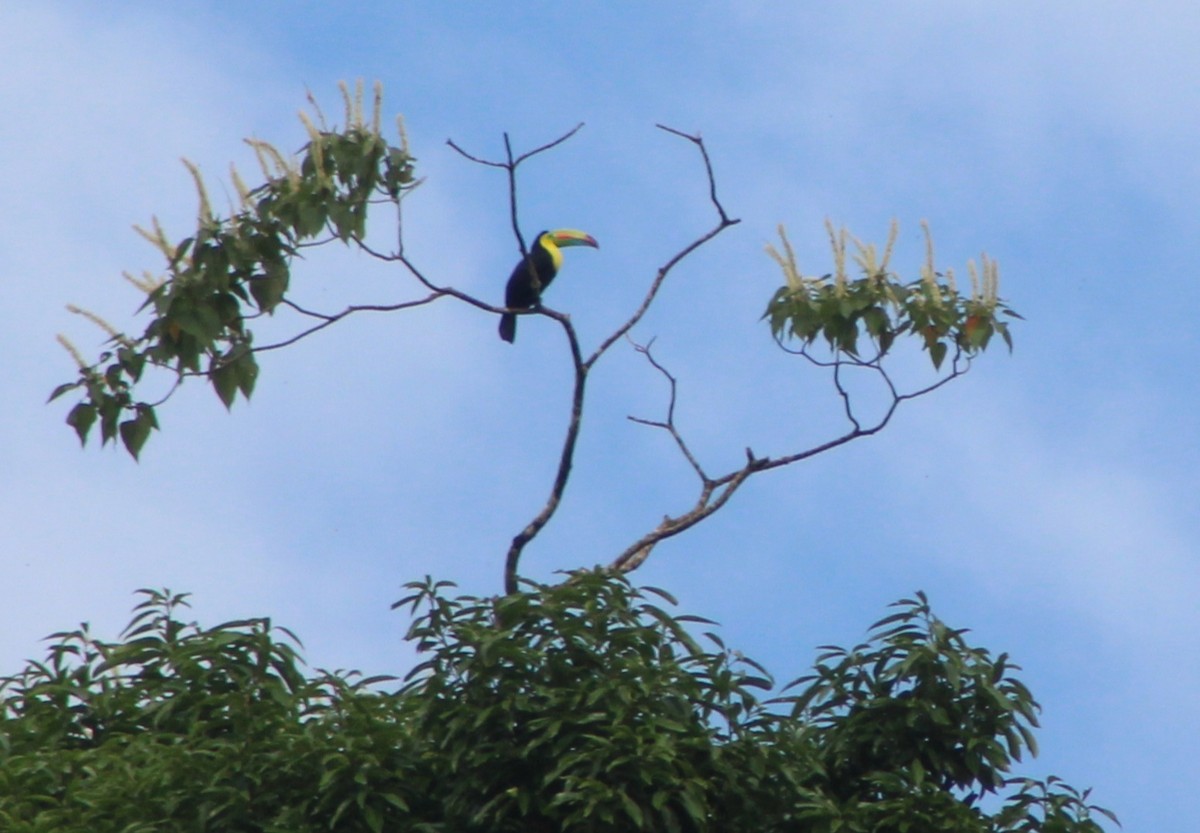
[50, 82, 1018, 592]
[21, 81, 1114, 833]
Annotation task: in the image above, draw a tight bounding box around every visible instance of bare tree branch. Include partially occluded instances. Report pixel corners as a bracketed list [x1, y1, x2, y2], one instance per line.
[504, 309, 587, 594]
[489, 124, 734, 592]
[445, 122, 583, 168]
[403, 127, 604, 325]
[626, 337, 709, 484]
[586, 127, 740, 368]
[446, 123, 585, 261]
[251, 296, 443, 353]
[419, 122, 944, 589]
[654, 124, 733, 225]
[503, 133, 526, 257]
[444, 139, 507, 168]
[235, 216, 499, 358]
[443, 124, 598, 593]
[610, 343, 972, 574]
[512, 123, 586, 165]
[445, 123, 738, 592]
[832, 359, 861, 431]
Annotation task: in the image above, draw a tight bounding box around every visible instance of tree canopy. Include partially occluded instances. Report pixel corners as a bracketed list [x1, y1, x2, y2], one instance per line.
[0, 577, 1114, 832]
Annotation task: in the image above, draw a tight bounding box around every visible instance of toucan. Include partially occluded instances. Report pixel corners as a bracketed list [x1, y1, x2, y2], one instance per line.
[499, 229, 599, 343]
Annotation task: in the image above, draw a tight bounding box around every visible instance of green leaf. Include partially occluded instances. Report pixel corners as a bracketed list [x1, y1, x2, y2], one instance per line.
[66, 402, 97, 446]
[642, 585, 679, 606]
[48, 380, 82, 403]
[619, 792, 645, 827]
[211, 359, 241, 409]
[249, 265, 288, 312]
[119, 410, 154, 463]
[364, 803, 383, 833]
[297, 201, 328, 238]
[929, 340, 948, 370]
[118, 346, 148, 382]
[98, 397, 122, 445]
[997, 321, 1014, 351]
[237, 352, 259, 399]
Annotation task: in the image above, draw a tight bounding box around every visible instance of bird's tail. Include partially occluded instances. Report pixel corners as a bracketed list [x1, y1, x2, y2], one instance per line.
[499, 313, 516, 343]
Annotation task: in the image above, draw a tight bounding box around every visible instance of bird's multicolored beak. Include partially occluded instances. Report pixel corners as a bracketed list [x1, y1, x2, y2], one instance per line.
[548, 229, 599, 249]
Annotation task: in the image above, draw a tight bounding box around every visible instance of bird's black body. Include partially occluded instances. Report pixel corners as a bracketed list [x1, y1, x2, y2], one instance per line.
[499, 232, 559, 343]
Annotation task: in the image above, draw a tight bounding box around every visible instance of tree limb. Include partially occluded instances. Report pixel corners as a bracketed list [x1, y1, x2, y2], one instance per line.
[253, 296, 443, 353]
[446, 123, 585, 261]
[504, 309, 586, 594]
[586, 127, 739, 369]
[610, 343, 971, 573]
[626, 337, 709, 484]
[447, 124, 738, 592]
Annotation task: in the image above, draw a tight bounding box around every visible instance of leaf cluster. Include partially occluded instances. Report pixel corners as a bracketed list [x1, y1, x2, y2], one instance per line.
[0, 576, 1115, 833]
[393, 571, 774, 832]
[791, 592, 1040, 796]
[50, 85, 416, 458]
[0, 589, 421, 832]
[764, 222, 1022, 370]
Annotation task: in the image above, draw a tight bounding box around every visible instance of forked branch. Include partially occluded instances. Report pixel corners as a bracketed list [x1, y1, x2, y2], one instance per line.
[587, 126, 739, 368]
[608, 214, 1017, 574]
[447, 125, 739, 593]
[626, 337, 708, 484]
[611, 340, 971, 573]
[446, 123, 585, 259]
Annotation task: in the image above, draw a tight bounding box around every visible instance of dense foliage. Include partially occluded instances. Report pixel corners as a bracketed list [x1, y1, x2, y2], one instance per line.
[0, 574, 1113, 832]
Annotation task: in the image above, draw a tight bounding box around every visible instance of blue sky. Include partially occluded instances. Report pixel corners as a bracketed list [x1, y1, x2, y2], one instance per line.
[2, 2, 1197, 829]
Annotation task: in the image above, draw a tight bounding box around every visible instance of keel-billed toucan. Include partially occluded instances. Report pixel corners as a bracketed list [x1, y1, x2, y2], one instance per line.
[499, 229, 599, 343]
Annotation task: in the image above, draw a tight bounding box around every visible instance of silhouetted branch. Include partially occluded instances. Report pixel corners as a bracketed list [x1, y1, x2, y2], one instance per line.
[587, 126, 740, 368]
[504, 309, 586, 594]
[610, 343, 972, 574]
[513, 122, 585, 165]
[832, 360, 860, 431]
[446, 123, 585, 260]
[445, 122, 583, 168]
[252, 296, 444, 353]
[626, 337, 708, 484]
[654, 124, 732, 225]
[478, 123, 737, 592]
[444, 139, 505, 168]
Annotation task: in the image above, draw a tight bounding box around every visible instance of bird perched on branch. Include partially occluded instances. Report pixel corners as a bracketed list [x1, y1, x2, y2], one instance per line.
[499, 229, 599, 343]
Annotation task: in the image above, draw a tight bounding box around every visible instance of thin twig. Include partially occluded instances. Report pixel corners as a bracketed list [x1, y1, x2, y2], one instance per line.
[626, 336, 709, 483]
[832, 359, 861, 431]
[447, 124, 585, 261]
[444, 138, 507, 168]
[396, 252, 510, 314]
[502, 133, 526, 257]
[445, 122, 584, 169]
[353, 234, 401, 263]
[608, 345, 972, 573]
[146, 375, 183, 408]
[513, 122, 585, 165]
[586, 126, 740, 369]
[443, 124, 600, 593]
[252, 296, 443, 353]
[654, 124, 731, 224]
